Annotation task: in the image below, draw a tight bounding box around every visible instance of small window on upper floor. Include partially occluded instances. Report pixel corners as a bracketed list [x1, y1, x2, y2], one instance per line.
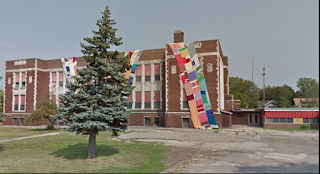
[21, 72, 26, 88]
[52, 72, 56, 88]
[154, 64, 161, 81]
[145, 65, 151, 81]
[58, 71, 64, 87]
[135, 65, 141, 82]
[15, 72, 20, 88]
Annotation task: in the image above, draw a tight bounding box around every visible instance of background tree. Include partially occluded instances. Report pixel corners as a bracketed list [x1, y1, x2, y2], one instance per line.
[54, 6, 134, 159]
[296, 78, 319, 98]
[264, 84, 294, 108]
[229, 77, 260, 108]
[25, 92, 58, 127]
[0, 76, 4, 123]
[295, 78, 319, 107]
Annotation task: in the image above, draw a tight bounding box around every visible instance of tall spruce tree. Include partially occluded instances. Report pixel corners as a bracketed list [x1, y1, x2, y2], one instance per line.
[54, 6, 133, 159]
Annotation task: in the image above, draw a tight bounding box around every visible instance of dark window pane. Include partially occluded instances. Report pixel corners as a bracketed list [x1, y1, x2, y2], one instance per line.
[135, 102, 141, 109]
[20, 105, 25, 111]
[155, 75, 160, 81]
[310, 118, 318, 123]
[59, 81, 63, 87]
[265, 118, 272, 123]
[236, 113, 243, 118]
[286, 118, 293, 123]
[14, 105, 19, 111]
[154, 102, 161, 109]
[272, 118, 279, 123]
[183, 101, 189, 108]
[21, 82, 26, 88]
[154, 117, 160, 127]
[136, 76, 141, 82]
[20, 118, 24, 126]
[13, 118, 17, 125]
[145, 76, 150, 81]
[15, 82, 19, 88]
[303, 118, 309, 123]
[145, 102, 151, 109]
[280, 118, 286, 123]
[144, 117, 150, 126]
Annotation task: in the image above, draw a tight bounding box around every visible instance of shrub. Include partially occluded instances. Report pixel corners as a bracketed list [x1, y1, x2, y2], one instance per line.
[300, 124, 309, 129]
[47, 125, 55, 130]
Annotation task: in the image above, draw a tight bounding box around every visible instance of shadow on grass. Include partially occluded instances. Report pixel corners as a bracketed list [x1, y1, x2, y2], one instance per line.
[50, 143, 119, 159]
[27, 128, 66, 132]
[0, 144, 4, 152]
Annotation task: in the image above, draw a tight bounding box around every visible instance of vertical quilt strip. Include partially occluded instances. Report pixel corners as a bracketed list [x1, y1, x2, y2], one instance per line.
[61, 57, 78, 83]
[123, 50, 143, 102]
[169, 42, 218, 129]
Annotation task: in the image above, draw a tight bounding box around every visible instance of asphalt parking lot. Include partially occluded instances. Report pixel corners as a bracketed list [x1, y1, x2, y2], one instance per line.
[119, 125, 319, 173]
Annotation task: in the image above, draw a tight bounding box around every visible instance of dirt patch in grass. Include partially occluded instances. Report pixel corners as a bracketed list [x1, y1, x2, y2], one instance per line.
[161, 146, 204, 168]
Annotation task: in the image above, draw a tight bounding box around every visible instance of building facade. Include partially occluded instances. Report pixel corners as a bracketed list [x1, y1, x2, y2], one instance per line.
[2, 30, 239, 128]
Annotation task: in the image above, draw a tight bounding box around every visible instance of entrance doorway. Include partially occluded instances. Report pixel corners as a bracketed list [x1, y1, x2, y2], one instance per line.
[248, 114, 260, 126]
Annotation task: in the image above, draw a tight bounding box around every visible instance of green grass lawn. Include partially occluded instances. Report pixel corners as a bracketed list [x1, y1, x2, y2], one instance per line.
[0, 127, 66, 140]
[0, 130, 169, 173]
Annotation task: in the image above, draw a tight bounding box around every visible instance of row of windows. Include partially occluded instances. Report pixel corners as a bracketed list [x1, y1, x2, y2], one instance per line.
[14, 72, 26, 88]
[135, 64, 161, 82]
[51, 72, 64, 88]
[14, 95, 25, 111]
[128, 91, 161, 109]
[265, 118, 319, 124]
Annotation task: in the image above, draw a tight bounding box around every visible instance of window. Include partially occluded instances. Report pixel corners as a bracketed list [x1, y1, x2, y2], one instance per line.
[58, 95, 63, 107]
[14, 95, 19, 111]
[182, 89, 189, 109]
[15, 72, 20, 88]
[154, 117, 160, 127]
[145, 65, 151, 81]
[51, 95, 56, 105]
[286, 118, 293, 123]
[58, 71, 64, 87]
[20, 118, 24, 126]
[154, 64, 161, 81]
[135, 91, 141, 109]
[265, 118, 294, 123]
[182, 118, 190, 128]
[145, 91, 151, 109]
[20, 95, 25, 111]
[21, 72, 26, 88]
[14, 95, 25, 111]
[52, 72, 56, 88]
[236, 113, 243, 118]
[13, 118, 17, 126]
[304, 118, 319, 123]
[127, 94, 132, 109]
[154, 91, 161, 109]
[135, 65, 141, 82]
[144, 117, 150, 126]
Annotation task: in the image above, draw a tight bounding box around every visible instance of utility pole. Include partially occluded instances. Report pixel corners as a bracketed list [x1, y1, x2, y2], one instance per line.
[263, 65, 265, 108]
[252, 59, 254, 83]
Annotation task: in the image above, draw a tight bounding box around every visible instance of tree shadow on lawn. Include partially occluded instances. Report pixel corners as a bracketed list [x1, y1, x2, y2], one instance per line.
[0, 144, 4, 152]
[50, 143, 119, 159]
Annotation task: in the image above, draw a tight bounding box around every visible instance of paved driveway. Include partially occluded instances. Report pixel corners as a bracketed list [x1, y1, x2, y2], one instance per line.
[119, 126, 319, 173]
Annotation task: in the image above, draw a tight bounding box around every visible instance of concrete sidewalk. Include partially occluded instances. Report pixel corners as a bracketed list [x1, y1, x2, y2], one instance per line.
[0, 131, 68, 143]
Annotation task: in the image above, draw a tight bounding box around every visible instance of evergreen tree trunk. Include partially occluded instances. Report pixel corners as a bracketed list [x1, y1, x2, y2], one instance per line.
[87, 131, 96, 159]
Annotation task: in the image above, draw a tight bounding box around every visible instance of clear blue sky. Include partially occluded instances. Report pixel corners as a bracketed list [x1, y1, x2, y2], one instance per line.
[0, 0, 318, 91]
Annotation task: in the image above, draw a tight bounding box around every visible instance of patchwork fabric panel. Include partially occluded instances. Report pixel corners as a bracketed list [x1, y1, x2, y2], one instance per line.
[169, 41, 218, 129]
[61, 57, 78, 83]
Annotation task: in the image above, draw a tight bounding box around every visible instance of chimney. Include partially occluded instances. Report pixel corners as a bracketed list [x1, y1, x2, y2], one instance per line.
[174, 30, 184, 43]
